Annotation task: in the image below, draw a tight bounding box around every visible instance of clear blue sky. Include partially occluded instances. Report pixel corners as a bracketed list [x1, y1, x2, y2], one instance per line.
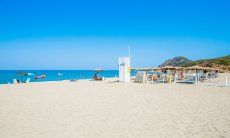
[0, 0, 230, 70]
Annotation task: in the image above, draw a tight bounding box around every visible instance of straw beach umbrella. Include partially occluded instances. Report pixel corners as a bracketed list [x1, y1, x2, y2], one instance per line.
[161, 66, 176, 70]
[174, 67, 184, 70]
[131, 67, 155, 71]
[153, 67, 162, 72]
[185, 65, 205, 70]
[160, 66, 184, 71]
[94, 68, 103, 72]
[93, 68, 103, 76]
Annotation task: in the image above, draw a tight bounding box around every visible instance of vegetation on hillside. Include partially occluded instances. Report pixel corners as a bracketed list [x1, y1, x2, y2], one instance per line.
[181, 55, 230, 67]
[159, 55, 230, 71]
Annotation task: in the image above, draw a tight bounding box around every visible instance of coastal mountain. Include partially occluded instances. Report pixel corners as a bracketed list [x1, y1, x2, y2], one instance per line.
[159, 55, 230, 71]
[182, 55, 230, 71]
[159, 56, 192, 67]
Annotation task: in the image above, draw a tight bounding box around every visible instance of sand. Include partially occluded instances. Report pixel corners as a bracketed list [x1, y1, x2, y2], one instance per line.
[0, 73, 230, 138]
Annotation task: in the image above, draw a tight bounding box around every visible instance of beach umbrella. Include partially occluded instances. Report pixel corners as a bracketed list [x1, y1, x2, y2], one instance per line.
[161, 66, 177, 70]
[131, 67, 157, 72]
[174, 67, 184, 70]
[16, 72, 28, 82]
[185, 65, 203, 70]
[94, 68, 103, 72]
[153, 67, 162, 71]
[145, 68, 156, 71]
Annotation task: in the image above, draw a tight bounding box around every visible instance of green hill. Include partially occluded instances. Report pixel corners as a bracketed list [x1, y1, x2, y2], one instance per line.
[181, 55, 230, 71]
[159, 55, 230, 72]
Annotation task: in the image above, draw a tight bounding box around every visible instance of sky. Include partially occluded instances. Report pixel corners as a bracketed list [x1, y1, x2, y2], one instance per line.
[0, 0, 230, 70]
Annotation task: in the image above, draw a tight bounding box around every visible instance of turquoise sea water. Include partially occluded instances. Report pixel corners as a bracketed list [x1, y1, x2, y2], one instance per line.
[0, 70, 136, 84]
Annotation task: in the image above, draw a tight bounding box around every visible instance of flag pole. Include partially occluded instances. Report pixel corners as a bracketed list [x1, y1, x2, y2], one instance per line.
[128, 45, 130, 60]
[128, 45, 131, 83]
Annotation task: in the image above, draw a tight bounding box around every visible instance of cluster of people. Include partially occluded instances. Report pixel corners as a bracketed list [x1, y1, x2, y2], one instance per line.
[93, 72, 102, 81]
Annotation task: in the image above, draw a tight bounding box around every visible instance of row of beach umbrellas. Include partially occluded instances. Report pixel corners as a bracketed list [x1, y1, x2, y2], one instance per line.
[131, 65, 223, 72]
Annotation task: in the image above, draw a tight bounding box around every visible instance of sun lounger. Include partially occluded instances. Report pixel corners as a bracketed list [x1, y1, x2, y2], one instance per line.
[134, 71, 147, 83]
[176, 80, 196, 84]
[176, 76, 197, 84]
[155, 74, 167, 83]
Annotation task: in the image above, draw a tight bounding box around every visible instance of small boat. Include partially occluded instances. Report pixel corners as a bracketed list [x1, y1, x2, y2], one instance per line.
[34, 75, 46, 79]
[28, 73, 34, 76]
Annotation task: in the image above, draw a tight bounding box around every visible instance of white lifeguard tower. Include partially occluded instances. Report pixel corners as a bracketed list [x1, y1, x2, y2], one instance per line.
[119, 57, 130, 82]
[119, 46, 131, 83]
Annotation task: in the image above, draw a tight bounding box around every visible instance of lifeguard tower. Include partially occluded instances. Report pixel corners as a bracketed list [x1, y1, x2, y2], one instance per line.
[119, 57, 130, 82]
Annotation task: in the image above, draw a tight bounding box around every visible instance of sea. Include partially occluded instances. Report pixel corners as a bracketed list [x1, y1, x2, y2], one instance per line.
[0, 70, 137, 84]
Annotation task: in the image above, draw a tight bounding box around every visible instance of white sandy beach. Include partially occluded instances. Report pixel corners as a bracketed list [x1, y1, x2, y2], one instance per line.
[0, 73, 230, 138]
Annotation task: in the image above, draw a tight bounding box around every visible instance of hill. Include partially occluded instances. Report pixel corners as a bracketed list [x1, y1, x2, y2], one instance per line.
[181, 55, 230, 71]
[158, 56, 192, 67]
[159, 55, 230, 72]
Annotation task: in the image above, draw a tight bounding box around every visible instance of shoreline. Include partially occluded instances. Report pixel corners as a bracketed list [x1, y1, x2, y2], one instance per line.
[0, 77, 118, 86]
[1, 73, 229, 87]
